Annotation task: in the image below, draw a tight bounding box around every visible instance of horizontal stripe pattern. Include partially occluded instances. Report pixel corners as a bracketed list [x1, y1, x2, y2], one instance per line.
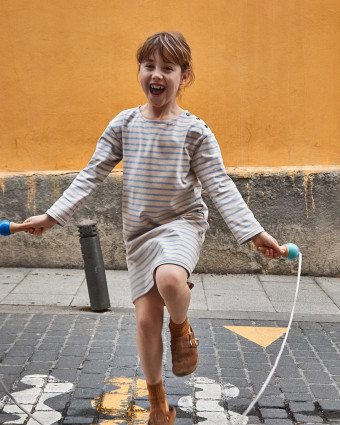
[47, 106, 263, 301]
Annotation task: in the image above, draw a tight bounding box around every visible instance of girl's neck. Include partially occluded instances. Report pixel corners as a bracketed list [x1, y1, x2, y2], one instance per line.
[139, 103, 184, 121]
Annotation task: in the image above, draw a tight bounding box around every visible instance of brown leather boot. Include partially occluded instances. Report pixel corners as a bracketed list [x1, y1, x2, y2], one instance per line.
[148, 406, 176, 425]
[170, 326, 199, 377]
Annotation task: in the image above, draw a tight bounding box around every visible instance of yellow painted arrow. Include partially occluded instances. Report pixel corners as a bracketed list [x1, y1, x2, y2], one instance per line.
[224, 326, 287, 347]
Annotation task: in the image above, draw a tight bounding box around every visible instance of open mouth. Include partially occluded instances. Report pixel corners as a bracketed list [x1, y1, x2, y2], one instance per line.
[150, 84, 165, 95]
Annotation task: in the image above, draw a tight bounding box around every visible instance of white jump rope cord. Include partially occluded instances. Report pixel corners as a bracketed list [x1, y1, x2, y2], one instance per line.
[0, 376, 44, 425]
[241, 251, 302, 418]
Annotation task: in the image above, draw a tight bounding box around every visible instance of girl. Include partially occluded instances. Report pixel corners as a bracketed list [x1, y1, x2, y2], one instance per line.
[21, 32, 284, 425]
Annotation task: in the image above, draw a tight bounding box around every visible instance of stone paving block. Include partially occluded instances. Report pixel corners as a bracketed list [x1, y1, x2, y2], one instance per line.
[56, 356, 84, 368]
[190, 292, 208, 311]
[318, 399, 340, 411]
[321, 352, 340, 361]
[220, 368, 247, 379]
[50, 368, 78, 382]
[288, 400, 315, 412]
[279, 378, 309, 393]
[261, 408, 289, 419]
[0, 356, 27, 366]
[258, 396, 286, 408]
[258, 275, 315, 284]
[81, 360, 108, 374]
[271, 300, 340, 314]
[219, 357, 245, 369]
[203, 274, 262, 291]
[18, 268, 84, 284]
[275, 367, 300, 379]
[205, 289, 275, 312]
[0, 332, 17, 344]
[2, 292, 74, 306]
[246, 416, 262, 424]
[77, 373, 106, 389]
[297, 361, 323, 371]
[0, 283, 16, 302]
[86, 351, 112, 361]
[0, 268, 31, 284]
[192, 364, 219, 377]
[303, 371, 333, 384]
[316, 277, 340, 309]
[252, 384, 282, 396]
[294, 413, 324, 422]
[284, 392, 313, 402]
[246, 362, 271, 372]
[30, 350, 59, 362]
[63, 416, 94, 424]
[0, 374, 17, 387]
[262, 281, 333, 303]
[62, 345, 88, 356]
[7, 345, 35, 357]
[11, 277, 81, 296]
[309, 384, 340, 399]
[0, 365, 26, 377]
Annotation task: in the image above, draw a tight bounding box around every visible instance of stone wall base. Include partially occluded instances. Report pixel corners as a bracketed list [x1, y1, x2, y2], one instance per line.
[1, 169, 339, 276]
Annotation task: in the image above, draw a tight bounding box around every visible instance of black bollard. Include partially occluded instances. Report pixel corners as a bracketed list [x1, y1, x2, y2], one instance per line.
[78, 220, 111, 312]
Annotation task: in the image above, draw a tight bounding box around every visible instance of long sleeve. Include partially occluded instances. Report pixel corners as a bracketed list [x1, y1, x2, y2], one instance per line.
[191, 132, 264, 244]
[46, 118, 123, 225]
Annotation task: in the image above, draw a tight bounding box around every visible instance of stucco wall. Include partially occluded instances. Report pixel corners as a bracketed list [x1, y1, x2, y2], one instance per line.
[1, 0, 340, 171]
[1, 1, 339, 276]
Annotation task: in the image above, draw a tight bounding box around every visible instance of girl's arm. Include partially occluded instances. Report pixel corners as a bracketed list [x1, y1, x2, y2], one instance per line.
[22, 117, 123, 235]
[191, 132, 283, 257]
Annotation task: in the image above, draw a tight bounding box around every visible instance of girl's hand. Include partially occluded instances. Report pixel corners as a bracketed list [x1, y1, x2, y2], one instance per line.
[20, 214, 57, 236]
[251, 231, 286, 258]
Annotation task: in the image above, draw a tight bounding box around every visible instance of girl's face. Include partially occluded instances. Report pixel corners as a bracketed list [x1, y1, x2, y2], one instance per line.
[139, 51, 188, 111]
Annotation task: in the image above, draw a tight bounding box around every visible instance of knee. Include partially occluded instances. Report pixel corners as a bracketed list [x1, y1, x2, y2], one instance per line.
[155, 265, 187, 299]
[136, 312, 161, 336]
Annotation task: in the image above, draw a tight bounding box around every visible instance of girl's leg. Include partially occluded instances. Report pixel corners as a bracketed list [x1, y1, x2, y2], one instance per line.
[134, 285, 176, 424]
[154, 264, 190, 323]
[134, 284, 164, 384]
[155, 264, 199, 377]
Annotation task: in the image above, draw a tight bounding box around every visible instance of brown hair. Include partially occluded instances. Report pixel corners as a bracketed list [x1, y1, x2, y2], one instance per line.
[136, 32, 195, 89]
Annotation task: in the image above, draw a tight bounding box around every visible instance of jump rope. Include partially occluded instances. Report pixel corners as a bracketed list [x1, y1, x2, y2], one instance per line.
[1, 220, 301, 424]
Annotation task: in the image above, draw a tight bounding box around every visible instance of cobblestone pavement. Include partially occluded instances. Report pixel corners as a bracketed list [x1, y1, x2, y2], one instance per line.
[0, 311, 339, 425]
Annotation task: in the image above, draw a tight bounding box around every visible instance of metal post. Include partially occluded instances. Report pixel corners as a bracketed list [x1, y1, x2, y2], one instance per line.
[78, 220, 111, 312]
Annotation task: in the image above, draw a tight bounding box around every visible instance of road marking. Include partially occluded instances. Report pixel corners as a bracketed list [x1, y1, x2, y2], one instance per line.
[0, 374, 73, 425]
[178, 376, 248, 424]
[224, 326, 287, 347]
[92, 376, 149, 424]
[92, 376, 248, 424]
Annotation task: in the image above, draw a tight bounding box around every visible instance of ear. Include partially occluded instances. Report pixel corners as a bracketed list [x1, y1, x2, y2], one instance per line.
[180, 70, 190, 85]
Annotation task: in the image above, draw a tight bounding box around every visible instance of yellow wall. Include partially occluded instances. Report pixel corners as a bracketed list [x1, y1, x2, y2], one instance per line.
[1, 0, 339, 172]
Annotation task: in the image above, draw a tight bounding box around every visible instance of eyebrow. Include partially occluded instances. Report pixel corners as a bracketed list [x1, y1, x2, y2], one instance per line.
[144, 58, 176, 66]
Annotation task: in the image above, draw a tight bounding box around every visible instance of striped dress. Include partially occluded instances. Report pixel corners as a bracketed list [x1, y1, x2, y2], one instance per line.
[47, 107, 264, 302]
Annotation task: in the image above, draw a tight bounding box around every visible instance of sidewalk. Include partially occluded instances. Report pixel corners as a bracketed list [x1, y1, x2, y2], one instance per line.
[0, 267, 340, 425]
[0, 268, 340, 322]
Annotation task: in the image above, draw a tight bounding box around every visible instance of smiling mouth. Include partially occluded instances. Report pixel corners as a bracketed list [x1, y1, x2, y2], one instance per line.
[150, 84, 165, 94]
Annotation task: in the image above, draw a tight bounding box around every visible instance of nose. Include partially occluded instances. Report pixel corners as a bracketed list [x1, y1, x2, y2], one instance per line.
[152, 67, 163, 80]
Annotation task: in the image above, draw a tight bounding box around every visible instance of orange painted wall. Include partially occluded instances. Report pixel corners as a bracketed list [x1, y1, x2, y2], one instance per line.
[1, 0, 339, 172]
